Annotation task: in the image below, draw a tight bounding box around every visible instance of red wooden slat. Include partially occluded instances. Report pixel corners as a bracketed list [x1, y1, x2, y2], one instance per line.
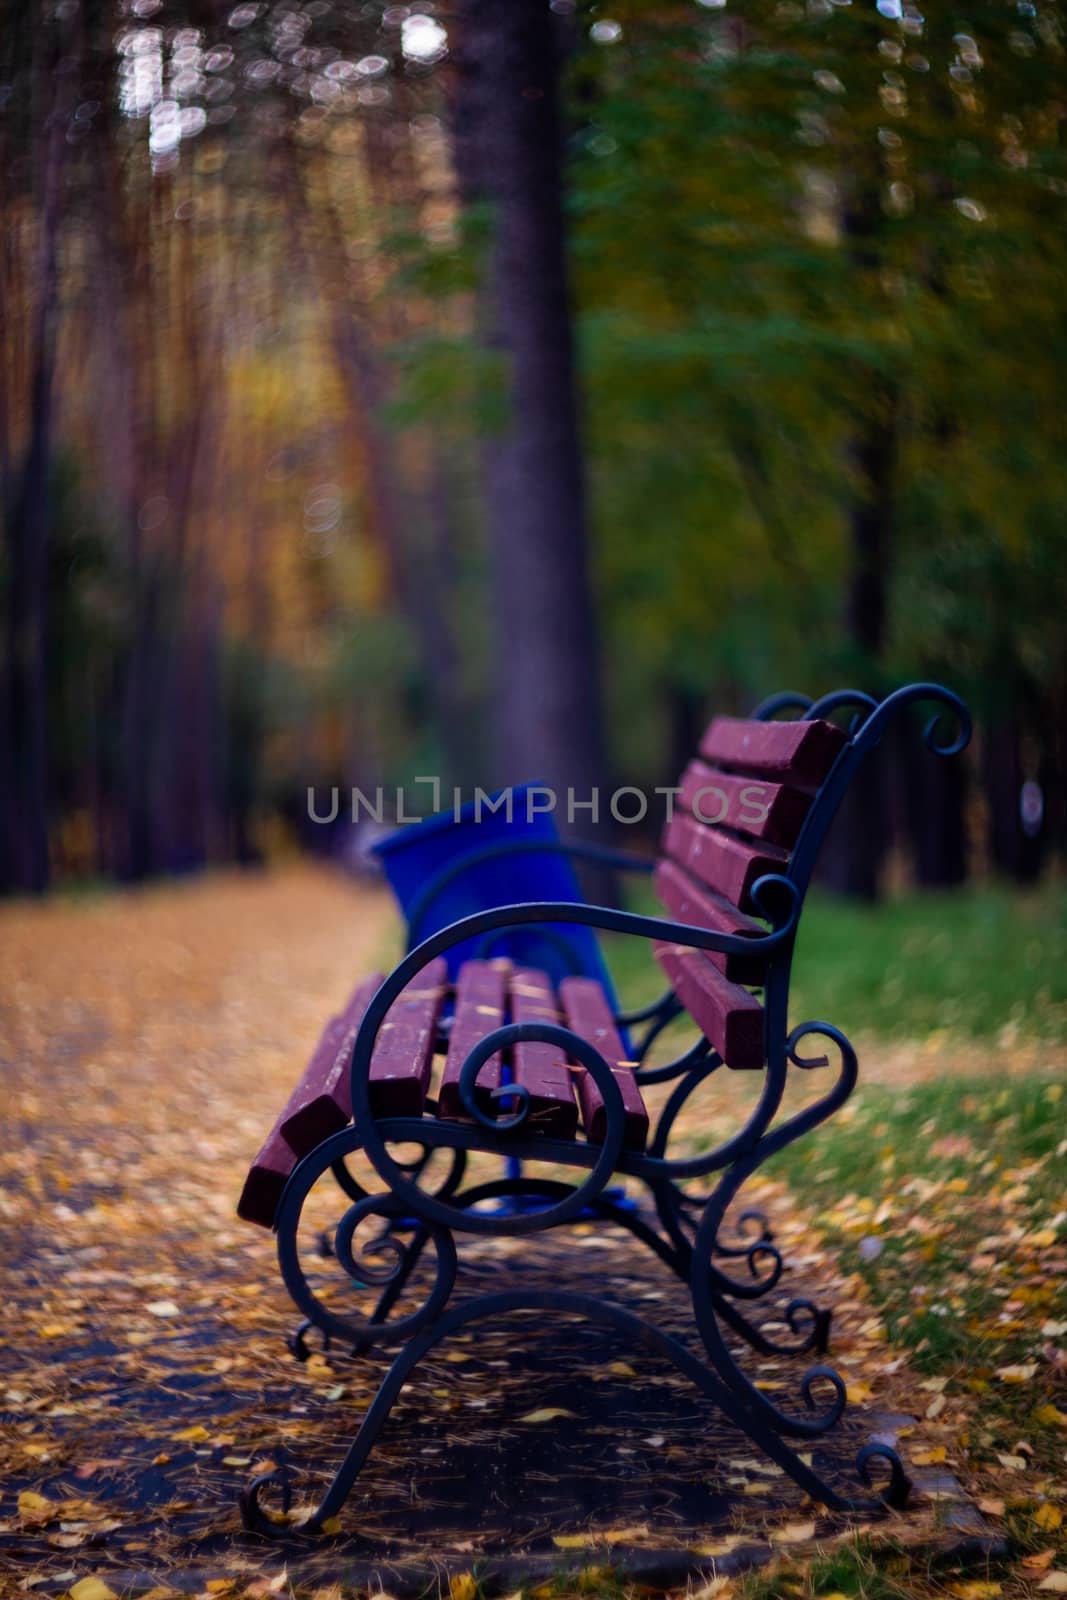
[510, 968, 579, 1138]
[238, 972, 384, 1228]
[700, 716, 846, 785]
[237, 1128, 304, 1231]
[367, 957, 448, 1117]
[280, 974, 383, 1150]
[662, 812, 789, 913]
[653, 860, 767, 986]
[653, 942, 765, 1070]
[678, 760, 812, 848]
[439, 958, 510, 1120]
[558, 976, 648, 1150]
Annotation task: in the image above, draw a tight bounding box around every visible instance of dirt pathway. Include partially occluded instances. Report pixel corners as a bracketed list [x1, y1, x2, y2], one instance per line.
[0, 869, 989, 1597]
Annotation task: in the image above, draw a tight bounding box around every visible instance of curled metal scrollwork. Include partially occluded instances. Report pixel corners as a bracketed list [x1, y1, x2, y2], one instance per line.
[856, 1442, 911, 1509]
[348, 1021, 627, 1237]
[240, 1466, 295, 1536]
[275, 1143, 459, 1350]
[287, 1318, 331, 1363]
[815, 682, 972, 758]
[713, 1207, 772, 1257]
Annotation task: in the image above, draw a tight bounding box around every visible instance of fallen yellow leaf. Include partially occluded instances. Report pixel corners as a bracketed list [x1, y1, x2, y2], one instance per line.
[517, 1408, 576, 1423]
[17, 1490, 54, 1525]
[1037, 1575, 1067, 1593]
[552, 1534, 594, 1550]
[696, 1536, 744, 1557]
[978, 1497, 1005, 1517]
[996, 1363, 1038, 1383]
[1024, 1550, 1058, 1572]
[1035, 1505, 1063, 1532]
[845, 1380, 874, 1404]
[172, 1424, 211, 1442]
[770, 1521, 816, 1544]
[950, 1584, 1001, 1600]
[691, 1580, 733, 1600]
[912, 1446, 948, 1466]
[450, 1574, 478, 1600]
[69, 1581, 118, 1600]
[1036, 1404, 1067, 1428]
[1029, 1229, 1058, 1248]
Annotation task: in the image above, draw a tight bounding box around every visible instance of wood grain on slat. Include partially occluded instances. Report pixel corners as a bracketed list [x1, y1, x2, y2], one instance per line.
[653, 860, 767, 986]
[662, 812, 789, 913]
[236, 1129, 303, 1232]
[238, 972, 384, 1228]
[366, 957, 447, 1117]
[281, 974, 383, 1150]
[439, 958, 510, 1120]
[653, 943, 765, 1070]
[510, 968, 578, 1139]
[700, 715, 846, 785]
[558, 976, 648, 1151]
[678, 759, 812, 848]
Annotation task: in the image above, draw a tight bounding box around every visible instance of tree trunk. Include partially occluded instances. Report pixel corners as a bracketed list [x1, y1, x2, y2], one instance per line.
[451, 0, 608, 825]
[907, 731, 968, 887]
[0, 25, 68, 892]
[983, 717, 1044, 883]
[821, 401, 896, 900]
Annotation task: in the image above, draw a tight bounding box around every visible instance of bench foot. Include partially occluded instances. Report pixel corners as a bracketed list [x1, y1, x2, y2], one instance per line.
[241, 1287, 908, 1539]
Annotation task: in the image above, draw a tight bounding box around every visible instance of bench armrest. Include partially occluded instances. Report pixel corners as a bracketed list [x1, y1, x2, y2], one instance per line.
[405, 839, 655, 946]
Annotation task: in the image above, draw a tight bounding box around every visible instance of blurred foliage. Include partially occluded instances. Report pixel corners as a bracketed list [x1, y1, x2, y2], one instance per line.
[1, 0, 1064, 886]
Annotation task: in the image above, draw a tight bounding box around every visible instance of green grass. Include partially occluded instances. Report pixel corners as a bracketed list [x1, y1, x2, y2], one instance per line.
[768, 1070, 1066, 1566]
[605, 880, 1067, 1047]
[768, 1072, 1065, 1372]
[789, 883, 1067, 1046]
[602, 884, 1067, 1586]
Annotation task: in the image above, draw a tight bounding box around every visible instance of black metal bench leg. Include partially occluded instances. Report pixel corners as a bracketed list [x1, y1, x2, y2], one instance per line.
[356, 1224, 432, 1350]
[240, 1286, 907, 1538]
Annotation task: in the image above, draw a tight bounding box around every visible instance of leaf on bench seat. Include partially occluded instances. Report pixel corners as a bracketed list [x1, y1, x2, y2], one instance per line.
[558, 976, 648, 1150]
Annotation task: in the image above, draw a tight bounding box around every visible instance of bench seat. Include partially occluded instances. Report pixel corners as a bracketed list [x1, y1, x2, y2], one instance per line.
[240, 957, 661, 1227]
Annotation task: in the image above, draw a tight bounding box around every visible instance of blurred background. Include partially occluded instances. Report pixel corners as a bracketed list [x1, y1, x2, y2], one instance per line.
[1, 0, 1064, 901]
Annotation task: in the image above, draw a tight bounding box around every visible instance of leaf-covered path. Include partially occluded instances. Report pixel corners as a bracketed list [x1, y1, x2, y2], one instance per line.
[0, 868, 1026, 1598]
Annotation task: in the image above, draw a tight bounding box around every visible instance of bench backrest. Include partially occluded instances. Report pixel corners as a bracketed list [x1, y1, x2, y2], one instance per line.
[650, 685, 970, 1071]
[652, 707, 871, 1069]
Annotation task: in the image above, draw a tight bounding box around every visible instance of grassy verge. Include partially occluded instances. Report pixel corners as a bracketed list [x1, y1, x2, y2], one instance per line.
[770, 1071, 1066, 1546]
[605, 881, 1067, 1049]
[598, 885, 1067, 1595]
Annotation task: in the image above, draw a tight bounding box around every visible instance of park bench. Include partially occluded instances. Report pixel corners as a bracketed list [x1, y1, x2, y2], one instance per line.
[237, 683, 970, 1536]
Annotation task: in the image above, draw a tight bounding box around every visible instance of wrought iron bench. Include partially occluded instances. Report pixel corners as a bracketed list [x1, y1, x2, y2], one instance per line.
[237, 683, 970, 1536]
